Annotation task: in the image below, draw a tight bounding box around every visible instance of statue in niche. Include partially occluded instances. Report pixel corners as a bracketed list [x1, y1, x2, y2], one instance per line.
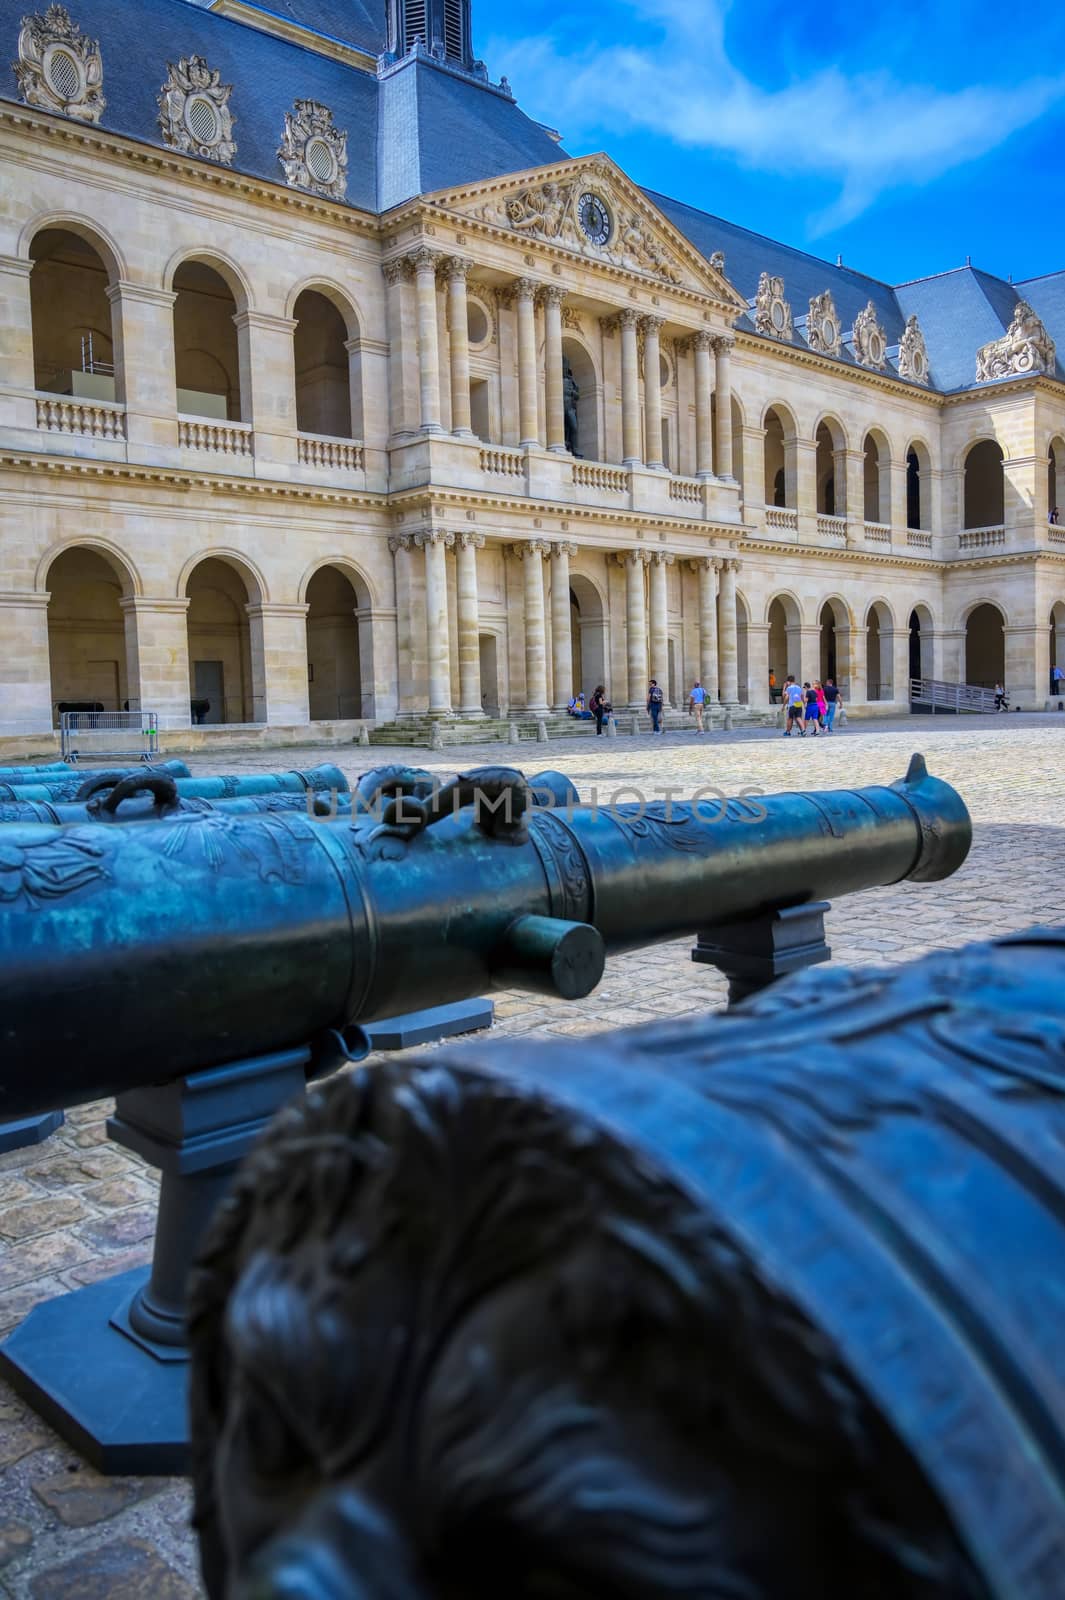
[563, 359, 580, 456]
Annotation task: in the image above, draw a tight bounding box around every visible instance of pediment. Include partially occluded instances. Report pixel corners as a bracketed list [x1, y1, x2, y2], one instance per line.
[420, 156, 744, 307]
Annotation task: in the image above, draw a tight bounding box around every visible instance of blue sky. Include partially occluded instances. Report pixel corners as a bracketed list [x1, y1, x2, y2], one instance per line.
[478, 0, 1065, 287]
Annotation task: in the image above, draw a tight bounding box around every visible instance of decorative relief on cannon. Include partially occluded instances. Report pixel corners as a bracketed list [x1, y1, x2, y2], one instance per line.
[806, 289, 842, 357]
[753, 271, 793, 341]
[851, 300, 888, 370]
[158, 54, 236, 165]
[278, 99, 347, 200]
[975, 300, 1056, 382]
[897, 313, 930, 385]
[13, 3, 104, 123]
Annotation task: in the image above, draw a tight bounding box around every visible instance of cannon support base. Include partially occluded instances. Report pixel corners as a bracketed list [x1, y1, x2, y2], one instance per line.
[0, 1112, 63, 1153]
[693, 900, 831, 1004]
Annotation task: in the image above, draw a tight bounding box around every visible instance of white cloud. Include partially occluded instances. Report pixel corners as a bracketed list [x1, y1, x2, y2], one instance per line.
[485, 0, 1065, 233]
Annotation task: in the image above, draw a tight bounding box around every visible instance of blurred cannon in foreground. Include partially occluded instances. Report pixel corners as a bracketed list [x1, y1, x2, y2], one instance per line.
[0, 758, 970, 1472]
[0, 760, 341, 805]
[188, 925, 1065, 1600]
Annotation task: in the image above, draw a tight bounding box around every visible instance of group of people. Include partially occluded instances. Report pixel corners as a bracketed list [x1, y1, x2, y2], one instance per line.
[781, 675, 842, 736]
[570, 680, 709, 735]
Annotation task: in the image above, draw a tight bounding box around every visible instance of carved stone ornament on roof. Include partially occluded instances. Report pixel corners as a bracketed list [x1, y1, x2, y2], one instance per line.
[14, 4, 105, 123]
[158, 55, 236, 166]
[897, 314, 930, 386]
[277, 99, 347, 201]
[806, 290, 842, 358]
[852, 300, 887, 370]
[709, 250, 726, 274]
[472, 179, 685, 285]
[975, 300, 1056, 383]
[753, 272, 794, 341]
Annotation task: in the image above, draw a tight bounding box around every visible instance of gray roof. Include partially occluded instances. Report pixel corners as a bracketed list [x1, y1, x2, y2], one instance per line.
[228, 0, 387, 57]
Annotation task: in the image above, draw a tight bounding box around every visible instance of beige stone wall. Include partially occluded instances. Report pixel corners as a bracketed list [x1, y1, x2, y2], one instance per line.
[1, 113, 1065, 730]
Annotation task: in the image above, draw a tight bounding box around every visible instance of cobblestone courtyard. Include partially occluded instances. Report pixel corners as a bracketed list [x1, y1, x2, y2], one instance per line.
[1, 715, 1063, 1596]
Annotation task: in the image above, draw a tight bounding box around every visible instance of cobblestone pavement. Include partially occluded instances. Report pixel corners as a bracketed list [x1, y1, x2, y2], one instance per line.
[1, 714, 1063, 1595]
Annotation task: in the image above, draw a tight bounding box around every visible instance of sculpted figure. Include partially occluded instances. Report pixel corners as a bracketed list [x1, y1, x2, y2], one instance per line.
[185, 923, 1065, 1599]
[562, 359, 580, 454]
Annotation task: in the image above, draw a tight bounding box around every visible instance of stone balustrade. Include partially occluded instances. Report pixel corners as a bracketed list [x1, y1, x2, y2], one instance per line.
[297, 433, 364, 471]
[668, 475, 702, 504]
[765, 506, 799, 532]
[864, 521, 892, 544]
[816, 514, 847, 540]
[36, 395, 126, 441]
[178, 418, 254, 456]
[478, 445, 524, 478]
[958, 526, 1006, 550]
[907, 530, 933, 550]
[573, 461, 629, 494]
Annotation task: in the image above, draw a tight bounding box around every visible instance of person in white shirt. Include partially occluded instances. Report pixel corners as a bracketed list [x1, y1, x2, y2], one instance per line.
[688, 680, 707, 733]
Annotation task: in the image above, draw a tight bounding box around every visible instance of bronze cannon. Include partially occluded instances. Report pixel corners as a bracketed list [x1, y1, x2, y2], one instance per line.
[189, 924, 1065, 1600]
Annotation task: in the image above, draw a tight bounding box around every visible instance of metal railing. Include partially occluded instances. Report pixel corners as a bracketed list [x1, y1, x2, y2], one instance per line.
[59, 709, 160, 762]
[909, 678, 1001, 714]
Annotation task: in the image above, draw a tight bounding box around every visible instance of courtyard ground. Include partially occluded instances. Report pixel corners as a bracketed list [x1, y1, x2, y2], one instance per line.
[0, 712, 1063, 1596]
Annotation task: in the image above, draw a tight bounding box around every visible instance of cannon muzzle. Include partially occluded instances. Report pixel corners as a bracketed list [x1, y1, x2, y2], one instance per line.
[0, 756, 970, 1116]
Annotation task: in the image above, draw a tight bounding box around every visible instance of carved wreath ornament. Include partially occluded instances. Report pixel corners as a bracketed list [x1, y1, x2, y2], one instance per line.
[278, 99, 347, 201]
[897, 314, 930, 386]
[806, 290, 841, 358]
[753, 272, 793, 341]
[851, 300, 887, 370]
[13, 4, 104, 123]
[158, 55, 236, 165]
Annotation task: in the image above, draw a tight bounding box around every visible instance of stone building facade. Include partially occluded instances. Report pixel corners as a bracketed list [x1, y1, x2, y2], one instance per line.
[1, 0, 1064, 743]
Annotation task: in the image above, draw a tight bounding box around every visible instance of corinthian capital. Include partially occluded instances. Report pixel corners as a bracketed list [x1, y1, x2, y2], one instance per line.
[640, 315, 665, 335]
[687, 555, 719, 573]
[382, 257, 413, 286]
[409, 246, 440, 275]
[413, 527, 455, 549]
[693, 329, 714, 353]
[455, 530, 485, 551]
[441, 255, 471, 282]
[618, 308, 640, 330]
[549, 540, 578, 559]
[539, 284, 566, 308]
[713, 334, 735, 356]
[614, 548, 649, 568]
[513, 538, 550, 560]
[649, 550, 675, 566]
[388, 532, 414, 554]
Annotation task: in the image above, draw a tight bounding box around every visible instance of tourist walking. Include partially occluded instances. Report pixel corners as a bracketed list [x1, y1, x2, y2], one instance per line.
[646, 678, 664, 734]
[803, 681, 821, 735]
[782, 675, 804, 736]
[688, 679, 707, 733]
[590, 684, 610, 736]
[815, 680, 828, 729]
[1051, 663, 1063, 697]
[823, 678, 842, 731]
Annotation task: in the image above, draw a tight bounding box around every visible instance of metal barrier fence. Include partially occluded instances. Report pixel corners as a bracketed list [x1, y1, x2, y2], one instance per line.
[909, 677, 1000, 714]
[59, 710, 160, 763]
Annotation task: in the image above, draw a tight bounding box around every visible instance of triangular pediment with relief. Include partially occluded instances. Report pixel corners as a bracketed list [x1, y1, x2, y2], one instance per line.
[419, 155, 744, 307]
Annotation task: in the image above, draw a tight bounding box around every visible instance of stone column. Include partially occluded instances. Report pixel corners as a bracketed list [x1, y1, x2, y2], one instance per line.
[445, 257, 473, 438]
[0, 255, 36, 430]
[389, 533, 424, 712]
[542, 286, 566, 453]
[515, 278, 540, 447]
[107, 282, 179, 456]
[120, 597, 191, 728]
[691, 556, 719, 699]
[618, 550, 649, 706]
[693, 331, 714, 478]
[455, 531, 484, 715]
[717, 558, 739, 702]
[844, 450, 866, 542]
[0, 592, 53, 735]
[232, 310, 299, 465]
[648, 551, 673, 702]
[642, 316, 665, 469]
[619, 310, 642, 466]
[412, 248, 443, 434]
[245, 603, 311, 725]
[746, 623, 771, 707]
[798, 626, 823, 689]
[549, 541, 576, 709]
[415, 529, 454, 714]
[515, 540, 550, 713]
[383, 259, 417, 441]
[713, 336, 735, 480]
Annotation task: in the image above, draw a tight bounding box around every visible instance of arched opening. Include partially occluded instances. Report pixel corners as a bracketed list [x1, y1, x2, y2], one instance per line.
[906, 442, 931, 531]
[293, 289, 357, 439]
[863, 431, 888, 523]
[173, 261, 243, 421]
[1049, 438, 1065, 525]
[570, 574, 606, 699]
[45, 546, 130, 721]
[815, 420, 844, 515]
[865, 601, 893, 701]
[964, 602, 1005, 688]
[1050, 602, 1065, 695]
[909, 605, 933, 682]
[306, 565, 367, 720]
[561, 338, 600, 462]
[763, 407, 793, 507]
[819, 598, 851, 692]
[767, 594, 801, 685]
[30, 228, 117, 401]
[963, 440, 1004, 529]
[185, 557, 256, 723]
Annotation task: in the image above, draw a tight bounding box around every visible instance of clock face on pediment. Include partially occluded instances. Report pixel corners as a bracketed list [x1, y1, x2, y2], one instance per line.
[578, 191, 612, 247]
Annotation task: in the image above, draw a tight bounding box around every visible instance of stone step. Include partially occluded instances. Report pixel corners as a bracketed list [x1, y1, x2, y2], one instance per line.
[367, 705, 776, 747]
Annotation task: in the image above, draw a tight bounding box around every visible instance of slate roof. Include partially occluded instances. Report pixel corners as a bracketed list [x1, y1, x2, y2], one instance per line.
[2, 0, 1060, 392]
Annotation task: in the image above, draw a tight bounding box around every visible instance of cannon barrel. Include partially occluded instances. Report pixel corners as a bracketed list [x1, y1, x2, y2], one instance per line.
[0, 761, 77, 781]
[0, 755, 970, 1116]
[0, 784, 344, 826]
[0, 759, 192, 800]
[0, 760, 343, 804]
[188, 925, 1065, 1600]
